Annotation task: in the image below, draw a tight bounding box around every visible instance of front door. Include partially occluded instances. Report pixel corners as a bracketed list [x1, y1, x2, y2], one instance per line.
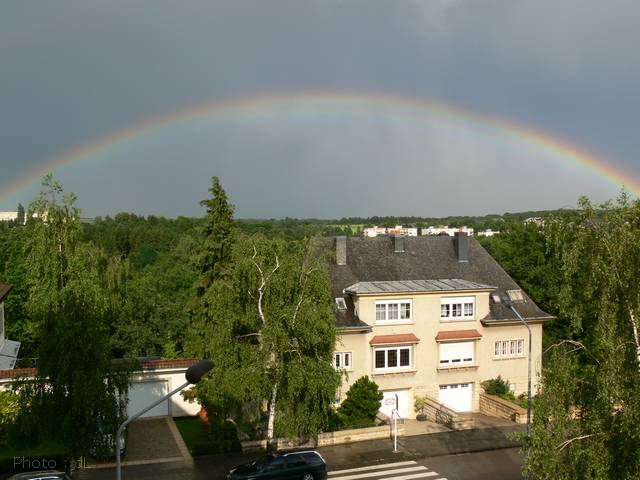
[380, 389, 410, 419]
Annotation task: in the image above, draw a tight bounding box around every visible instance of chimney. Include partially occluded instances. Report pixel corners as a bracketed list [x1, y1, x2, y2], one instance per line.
[454, 231, 469, 262]
[336, 236, 347, 265]
[394, 235, 404, 253]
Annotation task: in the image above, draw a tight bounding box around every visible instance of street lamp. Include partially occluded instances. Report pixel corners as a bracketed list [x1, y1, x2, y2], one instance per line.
[116, 359, 214, 480]
[505, 302, 532, 437]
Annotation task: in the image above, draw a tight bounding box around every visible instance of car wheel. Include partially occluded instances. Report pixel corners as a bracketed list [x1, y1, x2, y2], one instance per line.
[303, 474, 315, 480]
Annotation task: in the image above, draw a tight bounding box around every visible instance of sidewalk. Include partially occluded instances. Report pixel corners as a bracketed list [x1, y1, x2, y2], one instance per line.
[317, 424, 525, 470]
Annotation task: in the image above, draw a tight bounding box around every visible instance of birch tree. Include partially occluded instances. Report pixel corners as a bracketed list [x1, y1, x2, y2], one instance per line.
[195, 234, 340, 448]
[524, 194, 640, 479]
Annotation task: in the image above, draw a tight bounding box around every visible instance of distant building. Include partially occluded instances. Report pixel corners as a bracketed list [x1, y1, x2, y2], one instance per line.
[477, 229, 500, 237]
[364, 226, 387, 237]
[422, 225, 475, 237]
[363, 226, 418, 237]
[0, 212, 18, 223]
[524, 217, 545, 227]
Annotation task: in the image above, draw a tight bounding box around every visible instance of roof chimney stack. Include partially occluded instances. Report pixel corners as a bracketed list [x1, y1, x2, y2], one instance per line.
[394, 235, 404, 253]
[454, 231, 469, 262]
[336, 236, 347, 265]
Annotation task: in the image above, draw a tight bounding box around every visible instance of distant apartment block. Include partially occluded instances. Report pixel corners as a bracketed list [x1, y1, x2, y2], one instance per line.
[364, 226, 418, 237]
[422, 225, 475, 237]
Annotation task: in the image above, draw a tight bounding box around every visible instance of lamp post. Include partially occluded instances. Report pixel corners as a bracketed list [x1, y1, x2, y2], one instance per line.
[116, 359, 213, 480]
[505, 299, 534, 480]
[506, 303, 532, 437]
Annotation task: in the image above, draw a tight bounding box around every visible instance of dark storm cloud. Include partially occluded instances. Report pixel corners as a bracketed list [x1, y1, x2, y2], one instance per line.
[1, 0, 638, 216]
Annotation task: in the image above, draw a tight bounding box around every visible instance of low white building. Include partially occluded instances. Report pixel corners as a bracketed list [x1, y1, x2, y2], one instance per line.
[364, 226, 418, 237]
[422, 226, 475, 237]
[0, 358, 202, 418]
[477, 229, 500, 237]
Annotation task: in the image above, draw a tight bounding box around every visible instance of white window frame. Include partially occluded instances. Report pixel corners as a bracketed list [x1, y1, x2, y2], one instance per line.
[373, 346, 412, 372]
[374, 299, 412, 324]
[440, 296, 475, 321]
[334, 351, 352, 370]
[439, 341, 475, 366]
[493, 339, 525, 359]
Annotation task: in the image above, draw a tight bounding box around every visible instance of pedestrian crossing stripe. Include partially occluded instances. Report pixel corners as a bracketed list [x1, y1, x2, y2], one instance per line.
[328, 460, 447, 480]
[329, 461, 419, 476]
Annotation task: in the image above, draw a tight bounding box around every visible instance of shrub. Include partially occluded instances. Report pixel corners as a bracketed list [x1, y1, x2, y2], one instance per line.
[414, 395, 427, 416]
[481, 375, 511, 396]
[336, 376, 383, 427]
[0, 391, 20, 447]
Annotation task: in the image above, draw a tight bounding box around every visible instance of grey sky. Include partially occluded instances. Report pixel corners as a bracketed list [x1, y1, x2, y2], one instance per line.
[1, 0, 639, 218]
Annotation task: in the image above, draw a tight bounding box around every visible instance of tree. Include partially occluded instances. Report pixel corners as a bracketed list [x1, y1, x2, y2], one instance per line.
[192, 234, 340, 448]
[195, 176, 236, 294]
[14, 175, 129, 460]
[337, 376, 383, 427]
[16, 203, 25, 225]
[523, 194, 640, 479]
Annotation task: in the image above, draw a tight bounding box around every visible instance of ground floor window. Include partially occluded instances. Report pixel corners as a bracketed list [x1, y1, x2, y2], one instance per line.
[334, 351, 352, 369]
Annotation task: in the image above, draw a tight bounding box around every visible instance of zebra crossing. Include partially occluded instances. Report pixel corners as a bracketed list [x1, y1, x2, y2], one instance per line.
[328, 460, 447, 480]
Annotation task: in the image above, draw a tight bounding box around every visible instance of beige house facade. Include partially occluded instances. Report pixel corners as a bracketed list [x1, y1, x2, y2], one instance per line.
[326, 234, 552, 419]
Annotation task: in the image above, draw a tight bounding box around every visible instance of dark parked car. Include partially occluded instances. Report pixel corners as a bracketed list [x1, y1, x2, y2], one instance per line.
[228, 451, 327, 480]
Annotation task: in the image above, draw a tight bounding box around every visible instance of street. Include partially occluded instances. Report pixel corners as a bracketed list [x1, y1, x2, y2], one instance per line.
[77, 448, 524, 480]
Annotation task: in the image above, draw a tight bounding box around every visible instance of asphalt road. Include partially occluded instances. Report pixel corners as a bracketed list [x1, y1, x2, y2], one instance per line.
[75, 447, 524, 480]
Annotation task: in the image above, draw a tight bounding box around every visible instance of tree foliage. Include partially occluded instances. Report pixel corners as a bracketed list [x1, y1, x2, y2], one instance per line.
[524, 194, 640, 479]
[13, 175, 130, 460]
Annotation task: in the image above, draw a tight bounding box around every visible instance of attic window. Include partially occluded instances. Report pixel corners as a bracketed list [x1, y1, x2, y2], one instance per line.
[491, 293, 501, 303]
[335, 297, 347, 310]
[507, 290, 524, 302]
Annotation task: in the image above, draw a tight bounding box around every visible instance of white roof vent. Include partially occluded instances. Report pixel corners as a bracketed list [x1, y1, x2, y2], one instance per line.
[335, 297, 347, 310]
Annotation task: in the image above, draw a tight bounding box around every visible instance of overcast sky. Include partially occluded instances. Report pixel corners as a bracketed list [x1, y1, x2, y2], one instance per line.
[1, 0, 639, 218]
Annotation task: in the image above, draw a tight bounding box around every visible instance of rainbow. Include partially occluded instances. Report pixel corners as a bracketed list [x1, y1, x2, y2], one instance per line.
[2, 90, 638, 203]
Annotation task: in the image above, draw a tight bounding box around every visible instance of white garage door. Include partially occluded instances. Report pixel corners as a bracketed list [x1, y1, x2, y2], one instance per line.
[438, 383, 473, 412]
[127, 380, 169, 418]
[380, 389, 410, 419]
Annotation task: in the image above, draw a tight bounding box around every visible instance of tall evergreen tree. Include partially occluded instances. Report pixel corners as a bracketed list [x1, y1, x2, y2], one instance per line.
[195, 176, 236, 294]
[16, 203, 25, 225]
[524, 194, 640, 479]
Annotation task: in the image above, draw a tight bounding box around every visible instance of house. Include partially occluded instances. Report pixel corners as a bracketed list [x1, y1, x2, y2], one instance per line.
[0, 283, 21, 369]
[364, 226, 418, 237]
[327, 234, 552, 419]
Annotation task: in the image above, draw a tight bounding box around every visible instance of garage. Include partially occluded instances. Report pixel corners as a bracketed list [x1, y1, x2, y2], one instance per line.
[379, 389, 410, 419]
[127, 380, 169, 418]
[438, 383, 473, 412]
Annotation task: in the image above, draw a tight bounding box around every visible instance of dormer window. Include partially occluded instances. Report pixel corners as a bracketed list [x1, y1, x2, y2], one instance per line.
[335, 297, 347, 310]
[441, 296, 475, 320]
[375, 299, 412, 324]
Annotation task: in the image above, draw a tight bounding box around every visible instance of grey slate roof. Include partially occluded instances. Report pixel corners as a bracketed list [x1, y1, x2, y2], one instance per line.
[345, 279, 495, 295]
[323, 236, 553, 329]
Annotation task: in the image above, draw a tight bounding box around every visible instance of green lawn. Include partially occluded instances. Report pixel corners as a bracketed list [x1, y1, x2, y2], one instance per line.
[174, 417, 214, 456]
